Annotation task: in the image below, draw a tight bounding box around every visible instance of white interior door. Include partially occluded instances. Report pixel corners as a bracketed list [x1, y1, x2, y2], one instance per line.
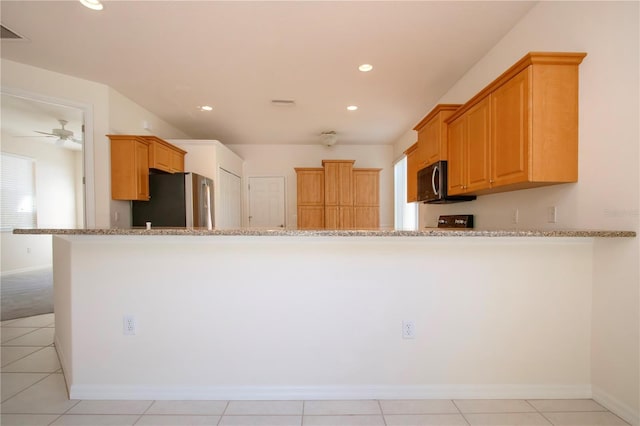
[248, 177, 285, 228]
[217, 168, 241, 229]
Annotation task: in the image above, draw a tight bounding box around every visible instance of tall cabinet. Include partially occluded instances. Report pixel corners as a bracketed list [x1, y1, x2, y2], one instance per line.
[323, 160, 354, 230]
[295, 160, 380, 230]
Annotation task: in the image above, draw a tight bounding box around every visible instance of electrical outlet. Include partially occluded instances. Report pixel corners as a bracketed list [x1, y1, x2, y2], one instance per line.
[547, 206, 557, 223]
[511, 208, 519, 224]
[123, 315, 136, 335]
[402, 321, 416, 339]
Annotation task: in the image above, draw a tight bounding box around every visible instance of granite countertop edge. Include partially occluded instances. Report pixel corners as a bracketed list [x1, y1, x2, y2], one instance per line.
[12, 228, 637, 238]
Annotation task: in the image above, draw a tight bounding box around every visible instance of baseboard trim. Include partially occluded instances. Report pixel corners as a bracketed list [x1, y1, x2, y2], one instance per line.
[53, 336, 71, 394]
[592, 385, 639, 426]
[69, 383, 591, 401]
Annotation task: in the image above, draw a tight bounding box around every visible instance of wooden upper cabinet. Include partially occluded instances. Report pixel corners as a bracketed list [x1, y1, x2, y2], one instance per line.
[144, 136, 186, 173]
[109, 135, 150, 201]
[109, 135, 187, 201]
[414, 104, 461, 169]
[446, 97, 491, 195]
[404, 143, 418, 203]
[446, 51, 586, 196]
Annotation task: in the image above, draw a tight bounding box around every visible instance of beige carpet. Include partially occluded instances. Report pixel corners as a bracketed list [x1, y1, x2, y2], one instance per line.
[1, 267, 53, 320]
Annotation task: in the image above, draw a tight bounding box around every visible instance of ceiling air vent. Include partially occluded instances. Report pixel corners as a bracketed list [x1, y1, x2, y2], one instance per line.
[1, 24, 25, 40]
[271, 99, 296, 106]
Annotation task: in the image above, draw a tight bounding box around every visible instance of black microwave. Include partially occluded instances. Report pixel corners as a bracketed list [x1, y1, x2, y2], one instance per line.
[417, 161, 476, 204]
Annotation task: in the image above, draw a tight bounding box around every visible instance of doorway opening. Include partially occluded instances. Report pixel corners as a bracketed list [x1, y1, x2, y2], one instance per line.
[0, 92, 86, 319]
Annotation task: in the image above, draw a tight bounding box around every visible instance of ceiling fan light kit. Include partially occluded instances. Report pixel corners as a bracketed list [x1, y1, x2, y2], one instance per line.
[33, 119, 82, 145]
[320, 131, 338, 147]
[79, 0, 103, 11]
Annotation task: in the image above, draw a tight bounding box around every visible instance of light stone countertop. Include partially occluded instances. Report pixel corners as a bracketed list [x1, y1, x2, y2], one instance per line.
[12, 228, 636, 238]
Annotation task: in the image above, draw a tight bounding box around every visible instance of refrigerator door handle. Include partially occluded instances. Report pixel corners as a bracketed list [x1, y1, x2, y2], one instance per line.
[204, 182, 213, 230]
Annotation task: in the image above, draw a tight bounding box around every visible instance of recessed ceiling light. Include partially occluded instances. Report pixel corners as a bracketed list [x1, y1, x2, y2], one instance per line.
[79, 0, 103, 11]
[198, 105, 213, 111]
[358, 64, 373, 72]
[347, 105, 358, 111]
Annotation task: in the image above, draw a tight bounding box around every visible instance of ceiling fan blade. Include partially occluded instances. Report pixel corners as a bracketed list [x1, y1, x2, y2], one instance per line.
[34, 130, 56, 137]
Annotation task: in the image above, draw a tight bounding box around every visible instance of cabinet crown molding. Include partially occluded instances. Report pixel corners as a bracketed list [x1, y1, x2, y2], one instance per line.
[413, 104, 462, 131]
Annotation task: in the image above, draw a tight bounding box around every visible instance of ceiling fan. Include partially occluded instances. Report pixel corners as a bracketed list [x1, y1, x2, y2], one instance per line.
[33, 119, 82, 146]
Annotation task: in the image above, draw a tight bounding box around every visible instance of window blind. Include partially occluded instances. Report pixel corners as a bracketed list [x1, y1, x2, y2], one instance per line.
[1, 153, 36, 231]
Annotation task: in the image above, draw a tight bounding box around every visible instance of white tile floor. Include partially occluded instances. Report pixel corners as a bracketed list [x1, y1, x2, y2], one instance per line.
[1, 313, 631, 426]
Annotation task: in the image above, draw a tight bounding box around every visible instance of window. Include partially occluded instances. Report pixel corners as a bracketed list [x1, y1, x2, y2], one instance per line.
[1, 153, 36, 231]
[394, 156, 418, 230]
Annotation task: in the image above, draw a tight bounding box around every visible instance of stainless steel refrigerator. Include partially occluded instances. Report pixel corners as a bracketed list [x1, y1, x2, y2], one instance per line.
[132, 172, 213, 228]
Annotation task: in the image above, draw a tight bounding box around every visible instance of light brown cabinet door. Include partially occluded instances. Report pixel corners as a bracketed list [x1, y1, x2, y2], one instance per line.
[149, 140, 172, 172]
[405, 144, 418, 203]
[297, 206, 324, 229]
[423, 118, 441, 167]
[170, 149, 185, 173]
[323, 163, 339, 206]
[135, 140, 150, 200]
[339, 206, 354, 230]
[354, 207, 379, 229]
[296, 169, 324, 205]
[352, 170, 379, 206]
[491, 67, 530, 187]
[109, 135, 150, 201]
[465, 96, 492, 193]
[324, 206, 339, 230]
[447, 116, 466, 195]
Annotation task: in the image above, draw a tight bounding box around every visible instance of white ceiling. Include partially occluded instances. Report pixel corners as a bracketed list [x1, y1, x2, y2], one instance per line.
[0, 1, 536, 146]
[1, 93, 84, 151]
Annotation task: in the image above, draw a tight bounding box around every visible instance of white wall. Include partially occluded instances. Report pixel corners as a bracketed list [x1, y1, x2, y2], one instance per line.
[57, 234, 595, 401]
[1, 135, 80, 273]
[394, 2, 639, 422]
[227, 144, 394, 228]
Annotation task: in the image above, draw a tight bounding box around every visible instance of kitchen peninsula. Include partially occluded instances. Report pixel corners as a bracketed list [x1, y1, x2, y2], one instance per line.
[15, 228, 635, 402]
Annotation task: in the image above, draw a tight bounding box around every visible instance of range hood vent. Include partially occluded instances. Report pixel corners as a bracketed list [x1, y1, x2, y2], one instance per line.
[1, 25, 25, 40]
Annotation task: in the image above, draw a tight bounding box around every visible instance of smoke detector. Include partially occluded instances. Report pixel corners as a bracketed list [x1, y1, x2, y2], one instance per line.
[320, 131, 338, 146]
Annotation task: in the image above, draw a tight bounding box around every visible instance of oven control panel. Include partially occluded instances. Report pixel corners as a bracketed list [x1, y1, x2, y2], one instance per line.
[437, 215, 474, 228]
